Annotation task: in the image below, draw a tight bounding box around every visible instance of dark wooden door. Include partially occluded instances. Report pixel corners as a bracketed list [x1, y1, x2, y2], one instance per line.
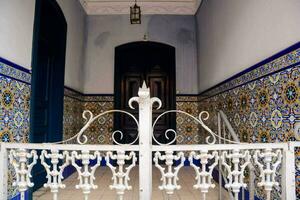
[30, 0, 67, 193]
[114, 42, 176, 145]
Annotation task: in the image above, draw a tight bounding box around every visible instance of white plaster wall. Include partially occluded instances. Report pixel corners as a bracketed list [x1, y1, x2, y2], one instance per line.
[0, 0, 86, 92]
[196, 0, 300, 92]
[83, 15, 198, 94]
[57, 0, 86, 92]
[0, 0, 35, 69]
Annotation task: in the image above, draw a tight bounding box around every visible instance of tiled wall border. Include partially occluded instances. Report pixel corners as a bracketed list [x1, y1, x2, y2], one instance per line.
[0, 57, 31, 84]
[199, 42, 300, 99]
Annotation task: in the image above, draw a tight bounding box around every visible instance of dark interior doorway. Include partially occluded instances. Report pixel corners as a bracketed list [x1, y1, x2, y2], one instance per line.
[114, 41, 176, 145]
[30, 0, 67, 194]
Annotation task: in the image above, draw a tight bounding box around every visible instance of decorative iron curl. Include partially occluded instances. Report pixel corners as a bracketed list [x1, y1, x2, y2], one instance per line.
[152, 110, 239, 145]
[55, 109, 139, 145]
[128, 97, 139, 109]
[151, 97, 162, 110]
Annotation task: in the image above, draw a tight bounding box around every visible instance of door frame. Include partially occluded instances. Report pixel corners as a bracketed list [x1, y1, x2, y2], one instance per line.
[30, 0, 67, 143]
[29, 0, 67, 196]
[114, 41, 176, 143]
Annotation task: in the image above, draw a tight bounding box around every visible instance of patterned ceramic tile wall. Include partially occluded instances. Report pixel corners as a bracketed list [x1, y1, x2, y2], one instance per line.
[199, 66, 300, 143]
[82, 97, 114, 144]
[63, 90, 114, 144]
[0, 58, 31, 199]
[63, 92, 202, 145]
[176, 96, 202, 144]
[198, 44, 300, 199]
[63, 88, 84, 142]
[0, 58, 31, 144]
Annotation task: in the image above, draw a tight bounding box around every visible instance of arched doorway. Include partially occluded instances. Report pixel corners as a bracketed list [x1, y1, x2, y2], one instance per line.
[114, 41, 176, 144]
[30, 0, 67, 193]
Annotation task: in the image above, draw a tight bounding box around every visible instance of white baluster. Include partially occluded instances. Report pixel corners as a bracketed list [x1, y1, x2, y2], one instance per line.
[253, 148, 282, 200]
[71, 150, 101, 200]
[9, 149, 38, 200]
[189, 150, 219, 200]
[40, 149, 68, 200]
[221, 149, 250, 200]
[106, 151, 137, 200]
[154, 151, 185, 197]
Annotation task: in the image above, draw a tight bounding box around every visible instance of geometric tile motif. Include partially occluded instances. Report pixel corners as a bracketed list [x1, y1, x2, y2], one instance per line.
[63, 94, 84, 143]
[0, 77, 30, 144]
[199, 65, 300, 199]
[64, 90, 202, 145]
[81, 101, 114, 144]
[176, 100, 201, 144]
[0, 59, 31, 199]
[63, 88, 114, 145]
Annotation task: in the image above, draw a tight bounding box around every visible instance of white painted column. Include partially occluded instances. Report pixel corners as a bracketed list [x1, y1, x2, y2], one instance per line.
[282, 144, 296, 200]
[0, 143, 8, 200]
[137, 82, 153, 200]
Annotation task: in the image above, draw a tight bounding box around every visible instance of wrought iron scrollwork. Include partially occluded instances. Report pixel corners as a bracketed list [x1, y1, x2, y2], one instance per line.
[57, 96, 140, 145]
[152, 110, 238, 145]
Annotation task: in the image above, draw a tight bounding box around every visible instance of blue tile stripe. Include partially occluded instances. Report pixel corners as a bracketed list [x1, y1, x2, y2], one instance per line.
[10, 190, 30, 200]
[0, 57, 31, 84]
[200, 42, 300, 98]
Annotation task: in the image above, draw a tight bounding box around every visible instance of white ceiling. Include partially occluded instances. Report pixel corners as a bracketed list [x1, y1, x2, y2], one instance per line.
[79, 0, 202, 15]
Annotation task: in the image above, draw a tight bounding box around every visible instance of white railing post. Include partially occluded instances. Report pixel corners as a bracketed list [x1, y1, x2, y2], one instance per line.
[0, 143, 8, 200]
[249, 165, 255, 200]
[137, 82, 153, 200]
[217, 112, 222, 200]
[282, 143, 296, 200]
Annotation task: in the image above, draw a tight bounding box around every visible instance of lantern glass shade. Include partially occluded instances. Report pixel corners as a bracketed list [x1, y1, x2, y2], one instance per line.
[130, 4, 141, 24]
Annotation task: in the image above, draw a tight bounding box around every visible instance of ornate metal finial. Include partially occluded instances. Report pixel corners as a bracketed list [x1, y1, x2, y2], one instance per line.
[142, 81, 147, 88]
[138, 81, 150, 98]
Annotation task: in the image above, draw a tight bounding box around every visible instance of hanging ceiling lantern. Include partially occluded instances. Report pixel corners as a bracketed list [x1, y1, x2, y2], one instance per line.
[130, 0, 141, 24]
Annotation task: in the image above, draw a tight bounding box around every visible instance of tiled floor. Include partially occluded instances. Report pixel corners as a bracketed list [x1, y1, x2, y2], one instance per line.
[33, 166, 230, 200]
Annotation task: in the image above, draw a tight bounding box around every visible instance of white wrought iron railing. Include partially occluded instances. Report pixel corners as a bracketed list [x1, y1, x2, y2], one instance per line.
[0, 82, 298, 200]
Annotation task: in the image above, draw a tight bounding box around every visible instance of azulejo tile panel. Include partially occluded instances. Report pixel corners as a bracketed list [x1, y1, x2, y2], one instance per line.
[199, 65, 300, 198]
[64, 91, 202, 145]
[82, 101, 114, 144]
[0, 58, 31, 199]
[63, 95, 84, 143]
[0, 59, 31, 144]
[176, 97, 201, 144]
[200, 65, 300, 143]
[63, 89, 115, 144]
